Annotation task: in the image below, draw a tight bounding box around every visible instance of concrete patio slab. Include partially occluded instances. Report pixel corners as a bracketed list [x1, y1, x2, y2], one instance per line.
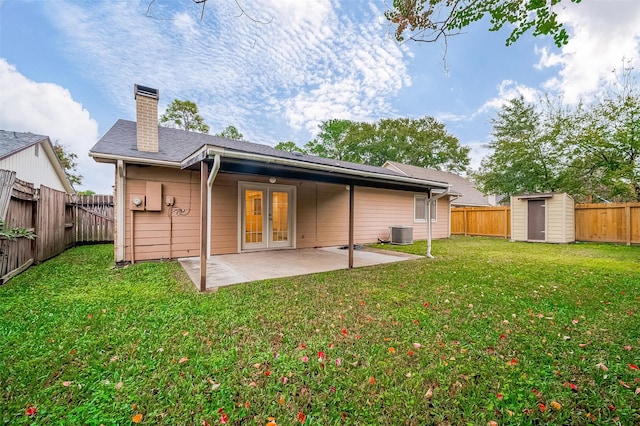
[179, 246, 422, 291]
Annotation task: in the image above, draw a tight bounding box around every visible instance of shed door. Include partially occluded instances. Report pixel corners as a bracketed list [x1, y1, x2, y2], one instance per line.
[527, 200, 546, 241]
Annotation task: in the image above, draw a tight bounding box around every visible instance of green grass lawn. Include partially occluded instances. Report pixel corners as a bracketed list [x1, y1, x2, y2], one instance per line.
[1, 237, 638, 425]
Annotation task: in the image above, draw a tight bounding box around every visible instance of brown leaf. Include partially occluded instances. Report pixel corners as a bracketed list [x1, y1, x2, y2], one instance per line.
[178, 357, 188, 364]
[132, 413, 143, 423]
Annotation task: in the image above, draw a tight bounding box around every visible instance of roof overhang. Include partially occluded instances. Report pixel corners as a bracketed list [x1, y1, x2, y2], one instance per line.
[89, 151, 182, 168]
[182, 146, 450, 193]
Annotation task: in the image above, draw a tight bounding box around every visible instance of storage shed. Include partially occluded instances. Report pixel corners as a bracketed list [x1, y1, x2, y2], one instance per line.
[511, 192, 575, 243]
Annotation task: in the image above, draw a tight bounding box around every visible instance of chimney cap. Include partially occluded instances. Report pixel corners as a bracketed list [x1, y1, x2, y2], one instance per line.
[134, 84, 159, 99]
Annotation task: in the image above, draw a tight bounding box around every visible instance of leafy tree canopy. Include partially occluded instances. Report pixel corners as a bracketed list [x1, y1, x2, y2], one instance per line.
[476, 68, 639, 202]
[160, 99, 210, 133]
[304, 117, 470, 173]
[53, 142, 82, 188]
[274, 141, 306, 154]
[385, 0, 582, 47]
[215, 125, 243, 140]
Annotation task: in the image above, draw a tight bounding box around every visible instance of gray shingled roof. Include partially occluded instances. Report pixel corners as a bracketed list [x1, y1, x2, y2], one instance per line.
[385, 161, 489, 206]
[0, 130, 48, 160]
[90, 120, 443, 181]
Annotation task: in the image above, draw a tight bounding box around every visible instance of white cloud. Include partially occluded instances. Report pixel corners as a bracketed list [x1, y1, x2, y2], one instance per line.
[477, 80, 539, 115]
[536, 0, 640, 103]
[0, 59, 110, 193]
[42, 0, 411, 143]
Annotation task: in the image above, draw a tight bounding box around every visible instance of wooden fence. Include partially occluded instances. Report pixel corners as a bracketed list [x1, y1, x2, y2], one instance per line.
[73, 194, 114, 244]
[451, 203, 639, 245]
[575, 203, 640, 245]
[1, 170, 114, 284]
[451, 206, 511, 238]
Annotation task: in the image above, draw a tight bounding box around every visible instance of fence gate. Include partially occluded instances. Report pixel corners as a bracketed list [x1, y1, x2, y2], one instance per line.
[71, 194, 115, 244]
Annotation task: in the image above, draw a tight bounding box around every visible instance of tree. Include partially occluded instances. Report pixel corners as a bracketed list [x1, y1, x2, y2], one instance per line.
[53, 142, 82, 188]
[274, 141, 306, 153]
[304, 119, 354, 160]
[569, 69, 640, 201]
[215, 125, 243, 140]
[385, 0, 581, 47]
[160, 99, 210, 133]
[476, 69, 640, 202]
[304, 117, 470, 172]
[475, 97, 569, 197]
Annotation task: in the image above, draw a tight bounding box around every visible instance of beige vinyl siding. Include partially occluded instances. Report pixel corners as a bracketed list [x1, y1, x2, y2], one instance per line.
[510, 198, 527, 241]
[547, 193, 575, 243]
[0, 144, 67, 192]
[125, 165, 201, 261]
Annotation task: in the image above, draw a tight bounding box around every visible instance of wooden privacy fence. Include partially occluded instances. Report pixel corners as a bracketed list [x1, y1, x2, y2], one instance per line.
[451, 203, 639, 245]
[451, 206, 511, 238]
[575, 203, 640, 245]
[1, 170, 114, 284]
[73, 194, 114, 244]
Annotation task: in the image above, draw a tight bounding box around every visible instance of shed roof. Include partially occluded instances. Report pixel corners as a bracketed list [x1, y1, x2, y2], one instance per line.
[383, 161, 489, 206]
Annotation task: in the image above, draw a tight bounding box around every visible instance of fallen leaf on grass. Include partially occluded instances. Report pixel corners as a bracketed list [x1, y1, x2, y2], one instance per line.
[424, 388, 433, 398]
[595, 363, 608, 371]
[25, 406, 37, 416]
[178, 357, 189, 364]
[550, 401, 562, 411]
[413, 342, 421, 349]
[488, 421, 498, 426]
[509, 358, 518, 366]
[266, 417, 277, 426]
[388, 347, 396, 354]
[115, 381, 123, 390]
[495, 393, 503, 400]
[297, 411, 306, 424]
[539, 403, 546, 412]
[132, 413, 143, 423]
[628, 364, 639, 370]
[564, 382, 578, 391]
[619, 380, 630, 389]
[63, 381, 72, 387]
[341, 328, 347, 336]
[369, 377, 375, 385]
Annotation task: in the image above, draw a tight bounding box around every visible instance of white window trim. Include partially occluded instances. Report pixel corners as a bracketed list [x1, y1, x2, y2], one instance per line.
[414, 194, 437, 223]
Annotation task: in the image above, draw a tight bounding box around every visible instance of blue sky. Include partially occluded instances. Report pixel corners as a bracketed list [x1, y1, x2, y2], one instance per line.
[1, 0, 639, 194]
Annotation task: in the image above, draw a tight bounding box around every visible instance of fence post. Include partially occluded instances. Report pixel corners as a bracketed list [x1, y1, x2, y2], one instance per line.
[626, 204, 631, 246]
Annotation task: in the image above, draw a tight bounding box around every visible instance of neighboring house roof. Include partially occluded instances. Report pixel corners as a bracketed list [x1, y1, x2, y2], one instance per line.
[0, 130, 75, 193]
[0, 130, 48, 159]
[90, 120, 450, 192]
[383, 161, 490, 206]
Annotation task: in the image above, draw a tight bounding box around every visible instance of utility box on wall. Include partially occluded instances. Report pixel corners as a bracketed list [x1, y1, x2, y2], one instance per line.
[511, 192, 575, 243]
[145, 181, 163, 211]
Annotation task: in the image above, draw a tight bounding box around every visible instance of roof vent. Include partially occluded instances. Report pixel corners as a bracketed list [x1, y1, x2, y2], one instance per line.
[292, 151, 304, 157]
[134, 84, 159, 99]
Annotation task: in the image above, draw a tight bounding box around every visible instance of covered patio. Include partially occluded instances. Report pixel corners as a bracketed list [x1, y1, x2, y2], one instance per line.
[179, 245, 422, 291]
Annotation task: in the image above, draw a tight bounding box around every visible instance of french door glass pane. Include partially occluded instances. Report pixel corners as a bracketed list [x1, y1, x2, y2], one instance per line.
[271, 191, 288, 242]
[245, 190, 263, 243]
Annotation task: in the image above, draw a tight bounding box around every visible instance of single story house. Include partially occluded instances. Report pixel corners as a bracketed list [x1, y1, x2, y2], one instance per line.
[89, 85, 453, 289]
[0, 130, 74, 193]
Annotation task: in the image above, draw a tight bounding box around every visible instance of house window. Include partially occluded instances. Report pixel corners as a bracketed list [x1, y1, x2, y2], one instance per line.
[414, 195, 437, 222]
[34, 144, 39, 157]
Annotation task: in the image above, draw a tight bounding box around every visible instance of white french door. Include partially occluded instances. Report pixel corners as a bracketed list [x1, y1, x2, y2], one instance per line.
[240, 182, 295, 251]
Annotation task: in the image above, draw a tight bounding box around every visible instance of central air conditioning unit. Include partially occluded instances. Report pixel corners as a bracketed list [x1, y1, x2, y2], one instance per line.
[390, 226, 413, 245]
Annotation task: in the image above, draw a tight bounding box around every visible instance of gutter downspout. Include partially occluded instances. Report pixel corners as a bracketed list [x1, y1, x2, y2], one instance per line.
[206, 154, 221, 259]
[426, 186, 451, 259]
[116, 160, 126, 263]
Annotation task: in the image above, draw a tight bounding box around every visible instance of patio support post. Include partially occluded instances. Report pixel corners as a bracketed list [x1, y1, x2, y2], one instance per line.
[348, 183, 354, 269]
[199, 161, 208, 292]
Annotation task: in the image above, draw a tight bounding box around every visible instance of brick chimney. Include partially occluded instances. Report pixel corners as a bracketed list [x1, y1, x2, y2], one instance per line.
[134, 84, 159, 152]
